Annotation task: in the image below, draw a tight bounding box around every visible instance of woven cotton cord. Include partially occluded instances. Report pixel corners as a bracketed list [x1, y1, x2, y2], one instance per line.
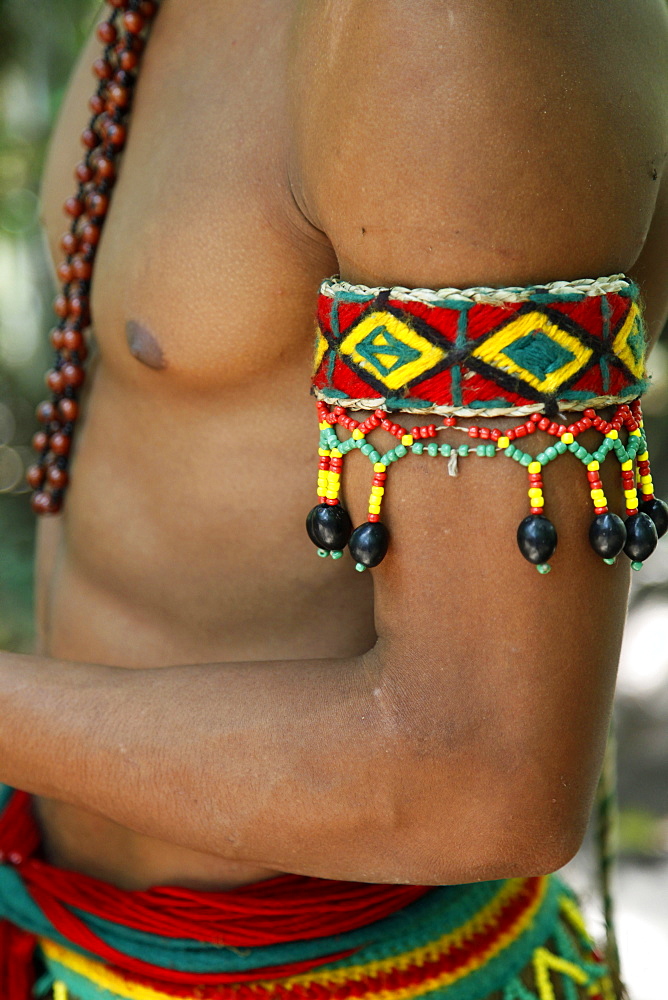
[306, 399, 668, 573]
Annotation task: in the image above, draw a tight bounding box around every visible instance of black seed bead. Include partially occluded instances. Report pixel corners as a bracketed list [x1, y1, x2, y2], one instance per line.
[589, 512, 627, 559]
[639, 497, 668, 539]
[517, 514, 557, 565]
[306, 503, 352, 551]
[348, 521, 389, 568]
[624, 512, 658, 562]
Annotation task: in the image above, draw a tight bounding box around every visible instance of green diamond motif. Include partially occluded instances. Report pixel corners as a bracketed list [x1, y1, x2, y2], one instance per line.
[627, 318, 645, 365]
[502, 330, 576, 380]
[356, 324, 422, 377]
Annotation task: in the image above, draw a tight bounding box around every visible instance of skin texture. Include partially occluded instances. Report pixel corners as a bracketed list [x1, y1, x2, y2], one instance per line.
[2, 0, 668, 891]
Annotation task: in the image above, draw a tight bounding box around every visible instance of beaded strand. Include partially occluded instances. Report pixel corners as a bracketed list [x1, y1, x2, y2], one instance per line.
[26, 0, 159, 514]
[306, 400, 668, 574]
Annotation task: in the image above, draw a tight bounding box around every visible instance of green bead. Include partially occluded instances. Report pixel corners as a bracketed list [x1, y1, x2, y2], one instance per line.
[603, 557, 616, 566]
[593, 450, 605, 463]
[330, 549, 343, 559]
[476, 444, 486, 457]
[317, 549, 328, 558]
[576, 446, 588, 460]
[555, 441, 567, 455]
[505, 445, 516, 457]
[412, 442, 424, 455]
[386, 449, 397, 462]
[545, 446, 558, 461]
[568, 442, 580, 454]
[428, 442, 439, 456]
[355, 562, 367, 572]
[458, 445, 469, 457]
[631, 560, 643, 572]
[536, 563, 552, 574]
[485, 444, 496, 457]
[395, 444, 407, 458]
[536, 452, 547, 464]
[440, 444, 451, 457]
[369, 450, 381, 462]
[520, 453, 532, 466]
[340, 440, 354, 453]
[360, 443, 373, 456]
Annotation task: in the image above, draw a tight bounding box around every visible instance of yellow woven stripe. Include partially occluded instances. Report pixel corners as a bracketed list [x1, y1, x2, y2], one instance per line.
[41, 877, 547, 1000]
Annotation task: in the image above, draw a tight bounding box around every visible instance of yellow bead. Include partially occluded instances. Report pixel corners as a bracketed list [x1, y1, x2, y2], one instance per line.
[624, 489, 637, 499]
[401, 434, 414, 446]
[325, 491, 338, 500]
[561, 432, 574, 444]
[368, 504, 381, 514]
[626, 497, 639, 509]
[642, 484, 654, 495]
[591, 488, 605, 499]
[318, 422, 329, 430]
[318, 448, 330, 457]
[638, 450, 649, 461]
[630, 429, 642, 437]
[498, 436, 510, 449]
[587, 461, 600, 472]
[606, 429, 619, 440]
[531, 496, 545, 507]
[373, 463, 387, 472]
[330, 448, 342, 458]
[352, 429, 364, 440]
[53, 984, 69, 1000]
[528, 461, 542, 474]
[528, 487, 543, 498]
[596, 496, 608, 507]
[621, 460, 633, 471]
[640, 474, 652, 484]
[371, 486, 384, 496]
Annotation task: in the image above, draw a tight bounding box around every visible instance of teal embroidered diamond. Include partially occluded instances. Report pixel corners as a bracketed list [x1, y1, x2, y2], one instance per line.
[627, 318, 645, 365]
[355, 324, 422, 377]
[502, 331, 576, 381]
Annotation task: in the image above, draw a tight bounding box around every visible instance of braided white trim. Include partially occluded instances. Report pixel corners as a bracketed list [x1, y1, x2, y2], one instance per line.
[320, 274, 632, 306]
[313, 388, 636, 417]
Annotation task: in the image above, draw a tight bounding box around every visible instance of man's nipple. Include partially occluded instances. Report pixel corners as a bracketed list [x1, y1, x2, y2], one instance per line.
[125, 320, 166, 370]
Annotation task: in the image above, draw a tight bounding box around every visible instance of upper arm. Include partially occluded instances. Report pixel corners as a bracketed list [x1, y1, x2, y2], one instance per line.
[289, 0, 668, 875]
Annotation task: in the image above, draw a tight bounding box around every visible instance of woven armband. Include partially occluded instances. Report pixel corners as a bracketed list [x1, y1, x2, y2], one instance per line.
[306, 275, 667, 574]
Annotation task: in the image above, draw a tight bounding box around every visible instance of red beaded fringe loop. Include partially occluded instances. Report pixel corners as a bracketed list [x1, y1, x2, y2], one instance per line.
[27, 0, 160, 514]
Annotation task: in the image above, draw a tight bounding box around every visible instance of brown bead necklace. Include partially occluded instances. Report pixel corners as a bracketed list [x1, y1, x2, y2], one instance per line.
[27, 0, 159, 514]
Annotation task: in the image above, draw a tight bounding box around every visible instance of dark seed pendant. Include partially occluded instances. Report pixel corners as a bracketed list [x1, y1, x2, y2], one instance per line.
[306, 503, 352, 551]
[517, 514, 557, 566]
[589, 512, 627, 560]
[639, 497, 668, 539]
[624, 511, 658, 563]
[349, 521, 390, 570]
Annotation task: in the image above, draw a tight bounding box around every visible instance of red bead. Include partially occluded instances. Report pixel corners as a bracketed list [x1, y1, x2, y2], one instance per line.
[367, 513, 380, 522]
[95, 157, 115, 181]
[61, 363, 85, 388]
[49, 328, 65, 350]
[89, 94, 105, 115]
[86, 191, 109, 217]
[123, 11, 145, 33]
[524, 422, 537, 434]
[96, 20, 118, 44]
[64, 196, 84, 218]
[547, 423, 560, 436]
[57, 261, 73, 284]
[515, 426, 527, 438]
[444, 417, 457, 427]
[426, 424, 437, 437]
[46, 466, 69, 489]
[71, 256, 92, 281]
[53, 294, 69, 319]
[60, 232, 79, 255]
[530, 507, 543, 515]
[107, 82, 130, 109]
[26, 464, 45, 489]
[93, 58, 113, 80]
[36, 401, 56, 424]
[468, 426, 479, 438]
[119, 48, 139, 71]
[140, 0, 158, 16]
[479, 427, 490, 440]
[46, 369, 65, 394]
[32, 431, 48, 453]
[31, 491, 53, 515]
[106, 122, 127, 148]
[530, 413, 541, 423]
[81, 221, 101, 245]
[80, 129, 99, 151]
[538, 418, 550, 431]
[58, 399, 79, 422]
[506, 429, 516, 440]
[556, 425, 567, 436]
[490, 428, 501, 441]
[49, 431, 71, 456]
[594, 506, 608, 514]
[68, 296, 89, 323]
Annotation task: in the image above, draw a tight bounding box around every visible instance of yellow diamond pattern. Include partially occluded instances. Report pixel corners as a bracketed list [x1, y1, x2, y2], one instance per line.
[471, 310, 593, 394]
[339, 311, 447, 392]
[313, 330, 328, 373]
[611, 303, 646, 381]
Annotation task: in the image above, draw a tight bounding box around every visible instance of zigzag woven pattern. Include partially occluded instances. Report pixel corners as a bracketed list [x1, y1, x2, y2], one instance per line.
[312, 275, 648, 416]
[39, 877, 614, 1000]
